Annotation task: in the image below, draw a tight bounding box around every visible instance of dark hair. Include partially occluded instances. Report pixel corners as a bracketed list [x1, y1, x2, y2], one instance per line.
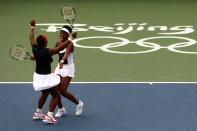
[36, 35, 47, 48]
[62, 25, 72, 33]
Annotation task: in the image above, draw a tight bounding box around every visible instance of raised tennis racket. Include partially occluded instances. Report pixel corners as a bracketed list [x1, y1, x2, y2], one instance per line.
[61, 4, 76, 28]
[10, 45, 34, 60]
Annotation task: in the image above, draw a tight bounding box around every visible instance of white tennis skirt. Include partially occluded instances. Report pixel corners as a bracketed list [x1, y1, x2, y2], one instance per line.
[54, 63, 75, 78]
[33, 72, 60, 91]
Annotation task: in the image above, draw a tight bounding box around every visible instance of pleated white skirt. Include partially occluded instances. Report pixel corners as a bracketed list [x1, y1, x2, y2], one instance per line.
[33, 72, 60, 91]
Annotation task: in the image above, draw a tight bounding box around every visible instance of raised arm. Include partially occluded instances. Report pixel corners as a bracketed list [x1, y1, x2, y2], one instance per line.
[29, 19, 36, 47]
[49, 31, 77, 55]
[48, 39, 72, 55]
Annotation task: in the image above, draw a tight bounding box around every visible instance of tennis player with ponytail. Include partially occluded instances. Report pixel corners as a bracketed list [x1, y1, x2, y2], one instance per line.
[29, 19, 73, 124]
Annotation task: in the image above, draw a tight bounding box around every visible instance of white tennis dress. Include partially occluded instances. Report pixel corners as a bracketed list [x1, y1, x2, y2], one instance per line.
[54, 48, 75, 78]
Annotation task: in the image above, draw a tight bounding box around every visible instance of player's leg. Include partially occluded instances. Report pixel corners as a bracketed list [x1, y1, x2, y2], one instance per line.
[60, 76, 83, 116]
[55, 95, 66, 117]
[60, 76, 79, 104]
[33, 90, 49, 120]
[43, 86, 59, 124]
[55, 77, 74, 117]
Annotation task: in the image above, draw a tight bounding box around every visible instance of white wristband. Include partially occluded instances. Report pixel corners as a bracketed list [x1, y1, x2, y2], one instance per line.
[60, 60, 64, 63]
[31, 26, 35, 29]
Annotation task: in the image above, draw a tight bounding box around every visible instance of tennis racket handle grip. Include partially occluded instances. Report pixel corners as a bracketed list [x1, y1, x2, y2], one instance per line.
[30, 56, 35, 61]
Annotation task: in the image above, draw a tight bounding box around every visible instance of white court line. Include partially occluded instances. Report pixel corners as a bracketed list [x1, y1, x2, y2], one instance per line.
[1, 82, 197, 84]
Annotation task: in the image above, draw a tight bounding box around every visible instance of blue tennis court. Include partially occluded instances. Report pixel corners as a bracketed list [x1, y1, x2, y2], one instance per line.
[1, 83, 197, 131]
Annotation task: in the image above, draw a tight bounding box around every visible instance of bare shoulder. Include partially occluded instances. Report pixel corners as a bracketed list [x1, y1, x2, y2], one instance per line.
[68, 41, 74, 52]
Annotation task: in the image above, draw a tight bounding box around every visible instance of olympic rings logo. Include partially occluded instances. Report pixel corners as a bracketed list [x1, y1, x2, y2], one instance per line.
[73, 36, 197, 54]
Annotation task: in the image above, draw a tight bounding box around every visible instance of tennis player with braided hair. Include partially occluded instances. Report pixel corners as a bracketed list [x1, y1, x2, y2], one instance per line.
[29, 19, 74, 124]
[54, 25, 83, 118]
